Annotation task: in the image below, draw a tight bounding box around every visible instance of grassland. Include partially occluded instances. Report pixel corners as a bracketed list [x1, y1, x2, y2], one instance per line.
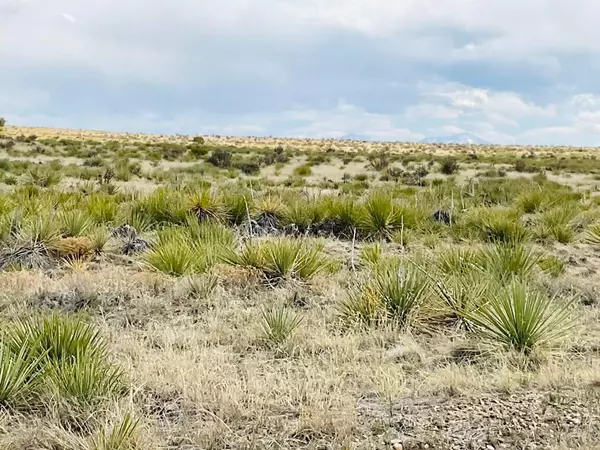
[0, 124, 600, 449]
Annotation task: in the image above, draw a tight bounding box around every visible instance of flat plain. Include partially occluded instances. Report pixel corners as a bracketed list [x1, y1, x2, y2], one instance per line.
[0, 124, 600, 450]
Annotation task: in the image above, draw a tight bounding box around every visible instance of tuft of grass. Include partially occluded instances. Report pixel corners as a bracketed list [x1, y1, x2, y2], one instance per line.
[369, 260, 429, 327]
[538, 255, 567, 277]
[187, 189, 224, 223]
[59, 210, 93, 237]
[359, 243, 383, 268]
[259, 305, 303, 347]
[476, 243, 540, 281]
[463, 281, 575, 352]
[339, 284, 382, 327]
[357, 193, 402, 240]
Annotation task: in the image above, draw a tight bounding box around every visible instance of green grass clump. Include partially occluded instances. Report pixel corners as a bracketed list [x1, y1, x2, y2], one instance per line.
[223, 238, 335, 282]
[59, 209, 93, 237]
[0, 314, 127, 409]
[538, 255, 567, 277]
[357, 193, 403, 240]
[293, 164, 312, 177]
[463, 281, 574, 352]
[477, 243, 540, 281]
[260, 304, 303, 347]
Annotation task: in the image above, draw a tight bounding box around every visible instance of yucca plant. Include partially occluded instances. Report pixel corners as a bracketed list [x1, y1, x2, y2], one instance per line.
[145, 237, 198, 277]
[7, 314, 107, 364]
[46, 351, 126, 407]
[478, 210, 529, 244]
[186, 218, 235, 248]
[359, 243, 383, 268]
[0, 343, 45, 406]
[261, 239, 334, 281]
[253, 194, 285, 230]
[428, 271, 490, 328]
[185, 274, 219, 299]
[88, 226, 111, 254]
[463, 281, 575, 352]
[118, 206, 154, 233]
[516, 190, 546, 213]
[221, 189, 252, 226]
[259, 305, 303, 347]
[370, 260, 429, 327]
[59, 209, 93, 237]
[328, 196, 358, 236]
[357, 193, 402, 240]
[476, 243, 540, 281]
[86, 195, 119, 224]
[187, 189, 224, 223]
[436, 247, 479, 275]
[538, 255, 567, 278]
[584, 223, 600, 246]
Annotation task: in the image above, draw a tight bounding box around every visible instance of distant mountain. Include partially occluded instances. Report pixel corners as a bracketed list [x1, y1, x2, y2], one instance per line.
[338, 134, 372, 141]
[420, 133, 490, 145]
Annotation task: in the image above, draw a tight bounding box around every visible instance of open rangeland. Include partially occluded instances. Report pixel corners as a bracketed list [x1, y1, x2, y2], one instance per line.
[0, 125, 599, 450]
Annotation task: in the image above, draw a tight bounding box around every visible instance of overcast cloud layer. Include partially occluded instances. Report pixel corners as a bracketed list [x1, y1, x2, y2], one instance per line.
[2, 0, 600, 145]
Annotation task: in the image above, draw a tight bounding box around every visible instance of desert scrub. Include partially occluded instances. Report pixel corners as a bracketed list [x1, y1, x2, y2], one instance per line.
[293, 164, 312, 177]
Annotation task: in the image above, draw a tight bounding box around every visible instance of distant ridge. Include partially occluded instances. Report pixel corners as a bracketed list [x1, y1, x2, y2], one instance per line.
[420, 132, 490, 145]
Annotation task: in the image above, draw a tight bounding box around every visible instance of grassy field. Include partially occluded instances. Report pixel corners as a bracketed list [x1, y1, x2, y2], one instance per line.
[0, 124, 600, 449]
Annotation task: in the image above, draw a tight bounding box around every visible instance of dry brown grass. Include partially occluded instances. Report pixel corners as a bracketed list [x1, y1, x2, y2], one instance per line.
[0, 248, 598, 449]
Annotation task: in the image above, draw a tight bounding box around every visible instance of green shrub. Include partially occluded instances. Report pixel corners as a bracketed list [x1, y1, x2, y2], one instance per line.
[440, 157, 459, 175]
[293, 164, 312, 177]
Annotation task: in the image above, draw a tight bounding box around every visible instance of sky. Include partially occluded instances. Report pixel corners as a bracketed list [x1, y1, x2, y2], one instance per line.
[2, 0, 600, 145]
